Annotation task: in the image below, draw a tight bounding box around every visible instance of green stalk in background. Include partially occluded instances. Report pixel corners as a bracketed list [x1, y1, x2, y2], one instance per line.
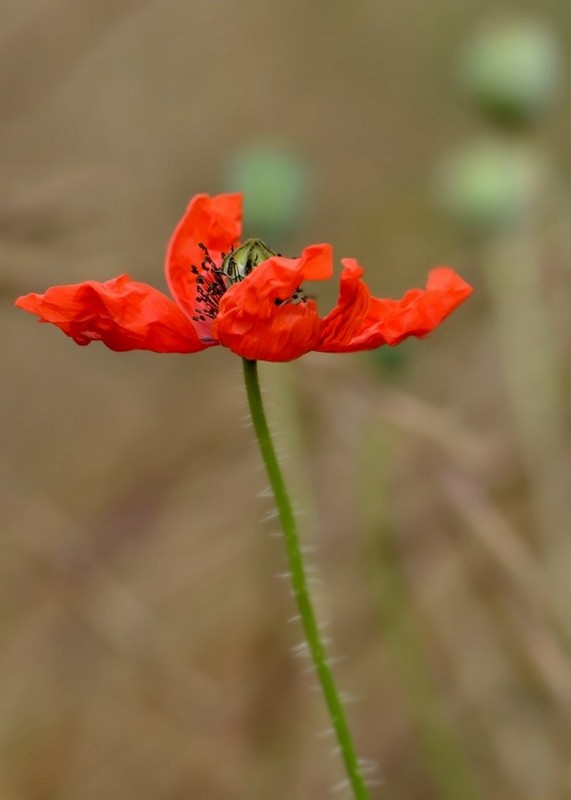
[438, 20, 569, 621]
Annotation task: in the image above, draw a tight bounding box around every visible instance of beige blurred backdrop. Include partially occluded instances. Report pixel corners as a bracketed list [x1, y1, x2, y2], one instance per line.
[2, 1, 571, 799]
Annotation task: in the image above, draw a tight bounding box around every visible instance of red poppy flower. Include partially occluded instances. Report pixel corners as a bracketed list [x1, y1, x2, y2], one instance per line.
[15, 193, 472, 361]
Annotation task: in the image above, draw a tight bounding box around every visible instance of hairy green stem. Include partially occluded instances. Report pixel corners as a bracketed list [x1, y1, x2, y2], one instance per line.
[242, 358, 370, 800]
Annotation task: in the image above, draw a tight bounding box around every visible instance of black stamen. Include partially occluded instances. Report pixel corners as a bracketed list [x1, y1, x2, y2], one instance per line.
[191, 242, 228, 320]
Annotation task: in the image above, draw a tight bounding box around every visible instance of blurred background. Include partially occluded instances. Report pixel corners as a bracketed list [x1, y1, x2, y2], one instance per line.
[2, 1, 571, 798]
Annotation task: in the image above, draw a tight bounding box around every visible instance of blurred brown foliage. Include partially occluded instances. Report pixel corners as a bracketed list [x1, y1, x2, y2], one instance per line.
[2, 1, 571, 799]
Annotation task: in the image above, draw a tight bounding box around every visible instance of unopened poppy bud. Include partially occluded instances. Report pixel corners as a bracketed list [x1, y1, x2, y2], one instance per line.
[226, 144, 309, 239]
[221, 238, 277, 285]
[457, 20, 562, 126]
[434, 139, 539, 234]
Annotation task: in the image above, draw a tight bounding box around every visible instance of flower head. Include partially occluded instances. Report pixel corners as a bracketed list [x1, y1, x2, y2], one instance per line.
[15, 193, 472, 361]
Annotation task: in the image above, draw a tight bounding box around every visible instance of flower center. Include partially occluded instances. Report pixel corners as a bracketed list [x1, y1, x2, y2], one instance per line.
[220, 239, 276, 285]
[190, 238, 307, 326]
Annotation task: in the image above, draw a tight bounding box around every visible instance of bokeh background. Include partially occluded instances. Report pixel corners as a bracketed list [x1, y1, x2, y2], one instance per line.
[2, 1, 571, 798]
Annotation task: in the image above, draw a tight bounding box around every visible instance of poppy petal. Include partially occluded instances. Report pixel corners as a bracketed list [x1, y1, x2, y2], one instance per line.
[317, 265, 473, 352]
[165, 193, 242, 335]
[317, 258, 372, 351]
[15, 275, 209, 353]
[215, 244, 332, 361]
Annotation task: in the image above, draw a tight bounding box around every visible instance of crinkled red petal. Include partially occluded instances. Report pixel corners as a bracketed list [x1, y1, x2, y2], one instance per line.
[215, 244, 333, 361]
[316, 264, 473, 352]
[15, 275, 209, 353]
[317, 258, 372, 351]
[165, 193, 242, 337]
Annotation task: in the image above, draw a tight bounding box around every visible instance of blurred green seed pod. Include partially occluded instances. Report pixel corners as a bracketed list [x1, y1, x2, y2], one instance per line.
[457, 20, 562, 127]
[434, 139, 540, 235]
[225, 143, 310, 240]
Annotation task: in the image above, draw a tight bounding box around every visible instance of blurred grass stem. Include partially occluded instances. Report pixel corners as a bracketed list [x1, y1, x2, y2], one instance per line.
[482, 223, 569, 623]
[358, 424, 485, 800]
[242, 358, 370, 800]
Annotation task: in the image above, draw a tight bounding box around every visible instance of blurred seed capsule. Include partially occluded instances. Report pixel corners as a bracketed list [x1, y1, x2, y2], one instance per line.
[225, 143, 310, 240]
[434, 139, 540, 235]
[456, 19, 562, 126]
